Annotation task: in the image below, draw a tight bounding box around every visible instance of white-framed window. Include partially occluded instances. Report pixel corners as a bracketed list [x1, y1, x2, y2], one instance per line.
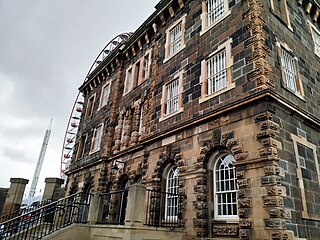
[90, 124, 103, 153]
[277, 42, 304, 97]
[269, 0, 292, 30]
[291, 133, 320, 220]
[207, 49, 227, 94]
[214, 154, 237, 220]
[142, 53, 151, 80]
[200, 39, 234, 103]
[280, 47, 297, 92]
[99, 83, 110, 109]
[310, 23, 320, 57]
[85, 95, 95, 118]
[207, 0, 225, 26]
[165, 166, 179, 221]
[169, 23, 182, 56]
[166, 79, 179, 115]
[138, 104, 144, 134]
[133, 61, 141, 88]
[200, 0, 230, 35]
[160, 71, 184, 121]
[124, 67, 133, 95]
[164, 15, 186, 62]
[76, 134, 87, 159]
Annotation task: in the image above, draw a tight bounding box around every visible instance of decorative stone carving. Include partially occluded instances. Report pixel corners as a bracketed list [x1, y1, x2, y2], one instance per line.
[234, 153, 248, 161]
[264, 166, 281, 175]
[259, 147, 278, 156]
[195, 228, 208, 237]
[264, 219, 286, 229]
[238, 179, 251, 188]
[262, 196, 284, 206]
[221, 131, 234, 146]
[236, 170, 245, 179]
[193, 219, 208, 228]
[239, 229, 251, 240]
[212, 128, 221, 146]
[238, 189, 246, 198]
[260, 176, 281, 185]
[212, 226, 238, 236]
[268, 208, 291, 219]
[257, 130, 277, 139]
[266, 186, 285, 196]
[239, 219, 252, 228]
[226, 138, 238, 149]
[239, 208, 250, 218]
[238, 199, 251, 208]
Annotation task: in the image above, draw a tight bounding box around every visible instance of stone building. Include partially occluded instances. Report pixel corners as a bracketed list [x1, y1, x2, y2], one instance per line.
[65, 0, 320, 239]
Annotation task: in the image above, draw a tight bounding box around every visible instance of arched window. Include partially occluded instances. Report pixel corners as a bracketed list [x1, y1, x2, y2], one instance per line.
[214, 154, 237, 220]
[165, 165, 179, 221]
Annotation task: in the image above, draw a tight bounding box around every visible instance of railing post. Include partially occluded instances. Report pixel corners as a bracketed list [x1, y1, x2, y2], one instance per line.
[124, 184, 146, 226]
[87, 193, 103, 224]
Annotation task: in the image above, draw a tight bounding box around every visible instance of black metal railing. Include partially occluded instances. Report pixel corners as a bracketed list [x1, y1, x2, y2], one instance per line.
[0, 199, 52, 223]
[144, 189, 185, 228]
[99, 190, 128, 225]
[0, 192, 91, 240]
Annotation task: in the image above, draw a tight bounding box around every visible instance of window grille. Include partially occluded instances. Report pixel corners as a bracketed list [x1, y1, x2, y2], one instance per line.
[207, 0, 225, 26]
[166, 79, 179, 115]
[281, 48, 297, 92]
[165, 166, 179, 220]
[101, 84, 109, 107]
[207, 49, 227, 95]
[169, 23, 182, 56]
[215, 154, 237, 218]
[92, 125, 102, 151]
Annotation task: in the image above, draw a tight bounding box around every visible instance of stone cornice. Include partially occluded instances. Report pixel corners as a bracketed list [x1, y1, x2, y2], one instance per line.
[297, 0, 320, 23]
[79, 0, 186, 95]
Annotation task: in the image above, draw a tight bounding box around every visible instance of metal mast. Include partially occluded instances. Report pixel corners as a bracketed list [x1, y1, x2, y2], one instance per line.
[28, 119, 52, 198]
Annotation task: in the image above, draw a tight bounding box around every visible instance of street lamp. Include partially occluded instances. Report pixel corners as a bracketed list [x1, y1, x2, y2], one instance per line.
[111, 160, 125, 174]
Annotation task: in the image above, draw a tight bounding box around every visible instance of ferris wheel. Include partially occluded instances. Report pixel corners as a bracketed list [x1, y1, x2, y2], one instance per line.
[60, 32, 132, 178]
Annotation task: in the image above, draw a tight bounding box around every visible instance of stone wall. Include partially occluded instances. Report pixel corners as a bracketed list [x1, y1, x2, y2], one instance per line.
[0, 188, 9, 215]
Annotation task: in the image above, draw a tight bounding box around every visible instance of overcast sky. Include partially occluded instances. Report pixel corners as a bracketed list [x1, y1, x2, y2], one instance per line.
[0, 0, 158, 197]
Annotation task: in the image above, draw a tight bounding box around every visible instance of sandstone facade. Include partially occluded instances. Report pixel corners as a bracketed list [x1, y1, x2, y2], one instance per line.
[66, 0, 320, 239]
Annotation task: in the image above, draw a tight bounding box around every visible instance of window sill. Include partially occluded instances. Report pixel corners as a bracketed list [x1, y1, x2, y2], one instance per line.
[282, 85, 305, 102]
[159, 107, 183, 122]
[163, 45, 186, 64]
[89, 149, 100, 155]
[200, 11, 231, 37]
[199, 83, 235, 104]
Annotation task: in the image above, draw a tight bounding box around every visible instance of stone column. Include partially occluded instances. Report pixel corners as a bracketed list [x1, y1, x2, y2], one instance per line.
[2, 178, 29, 216]
[42, 178, 65, 201]
[0, 188, 9, 215]
[87, 193, 104, 224]
[124, 184, 146, 226]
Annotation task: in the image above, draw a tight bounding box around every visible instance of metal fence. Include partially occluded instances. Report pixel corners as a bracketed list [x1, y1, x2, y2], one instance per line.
[144, 189, 185, 228]
[0, 192, 91, 240]
[99, 190, 128, 225]
[0, 199, 52, 224]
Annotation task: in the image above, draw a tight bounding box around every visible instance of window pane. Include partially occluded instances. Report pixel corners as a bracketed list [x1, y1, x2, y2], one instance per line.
[214, 154, 237, 218]
[207, 0, 225, 26]
[281, 48, 297, 92]
[207, 49, 227, 95]
[166, 79, 179, 115]
[169, 23, 182, 56]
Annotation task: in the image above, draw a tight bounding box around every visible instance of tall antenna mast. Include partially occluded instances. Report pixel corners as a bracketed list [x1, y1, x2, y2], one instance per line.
[28, 119, 52, 198]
